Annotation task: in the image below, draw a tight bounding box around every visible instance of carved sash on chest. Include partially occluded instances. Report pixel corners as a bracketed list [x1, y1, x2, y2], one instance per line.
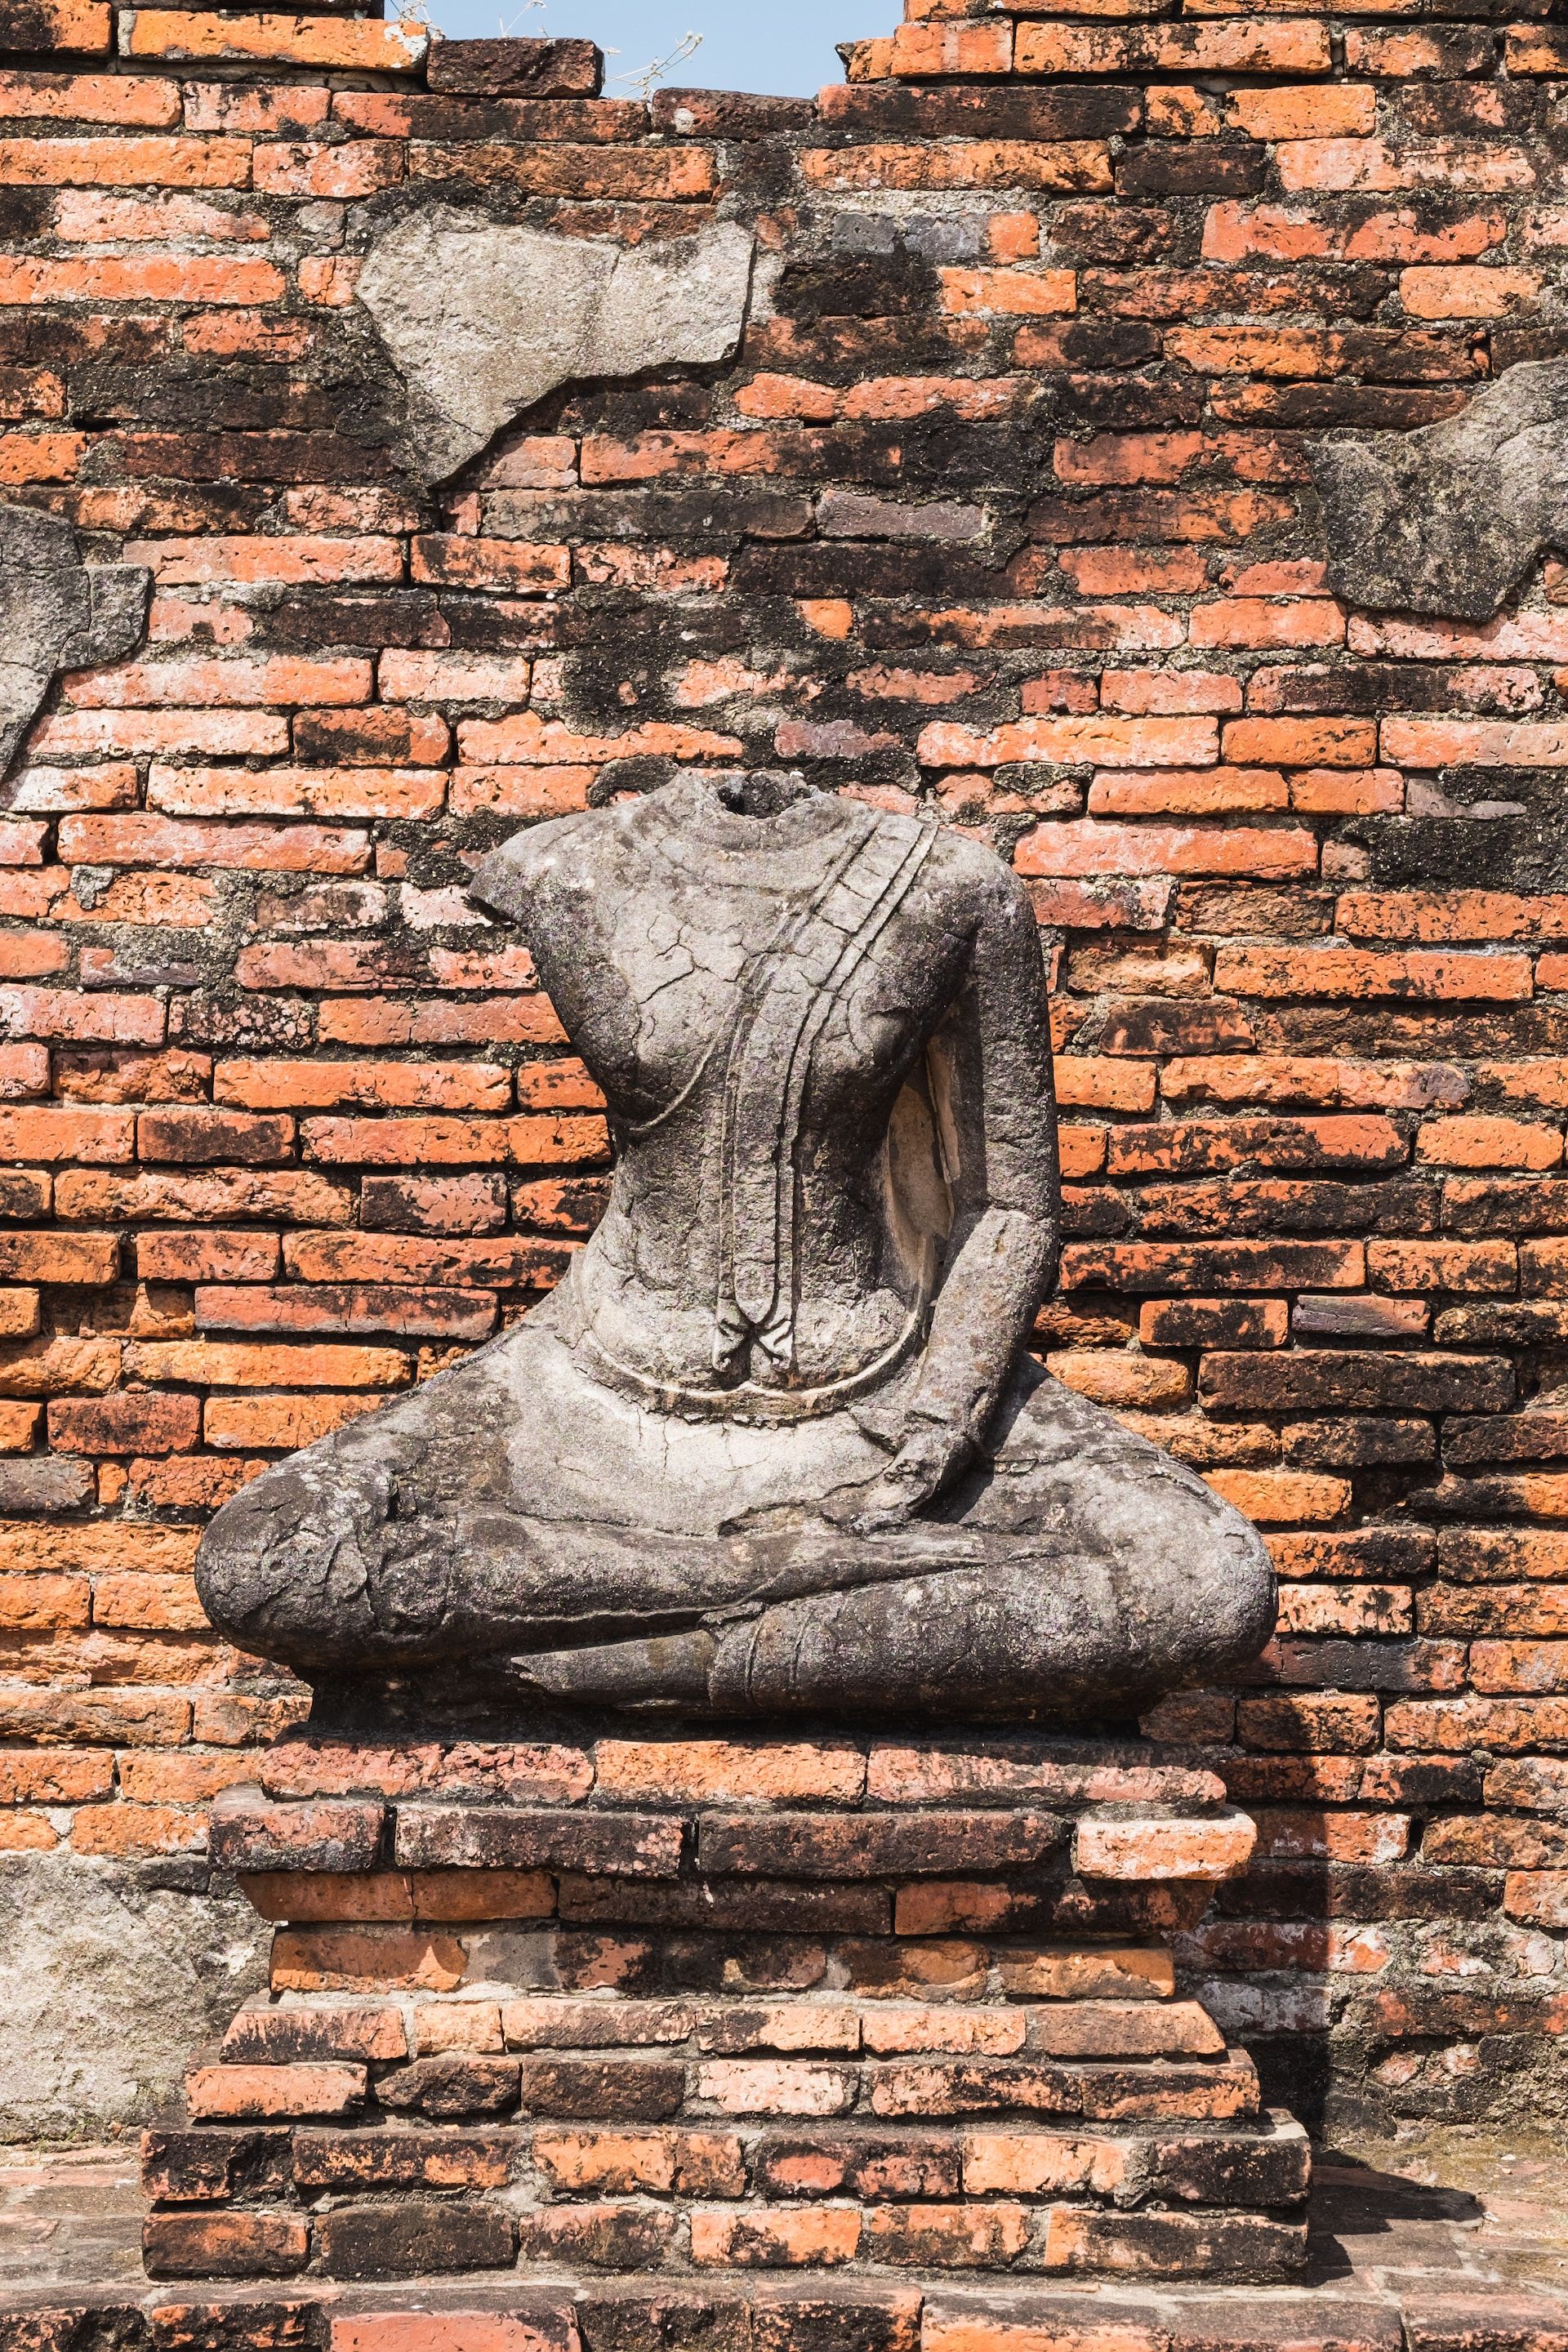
[622, 807, 939, 1386]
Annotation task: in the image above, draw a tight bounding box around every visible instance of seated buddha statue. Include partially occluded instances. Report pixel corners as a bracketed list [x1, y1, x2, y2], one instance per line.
[196, 770, 1275, 1722]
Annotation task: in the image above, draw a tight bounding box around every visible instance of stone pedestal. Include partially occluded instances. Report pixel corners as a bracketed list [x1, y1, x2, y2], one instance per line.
[140, 1735, 1310, 2291]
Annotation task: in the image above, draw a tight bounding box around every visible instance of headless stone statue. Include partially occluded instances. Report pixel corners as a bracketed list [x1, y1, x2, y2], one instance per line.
[197, 772, 1276, 1722]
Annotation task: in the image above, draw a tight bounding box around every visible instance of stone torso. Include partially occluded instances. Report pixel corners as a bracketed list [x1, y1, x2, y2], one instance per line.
[476, 778, 985, 1413]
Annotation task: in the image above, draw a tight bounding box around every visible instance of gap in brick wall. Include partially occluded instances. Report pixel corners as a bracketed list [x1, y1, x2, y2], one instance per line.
[425, 0, 905, 100]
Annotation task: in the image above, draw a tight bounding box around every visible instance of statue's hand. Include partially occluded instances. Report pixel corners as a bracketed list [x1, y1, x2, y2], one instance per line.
[845, 1419, 973, 1535]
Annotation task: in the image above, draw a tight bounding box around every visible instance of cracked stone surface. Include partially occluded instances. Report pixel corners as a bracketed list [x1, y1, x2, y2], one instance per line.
[0, 504, 149, 799]
[1311, 358, 1568, 621]
[0, 1858, 268, 2144]
[357, 210, 756, 484]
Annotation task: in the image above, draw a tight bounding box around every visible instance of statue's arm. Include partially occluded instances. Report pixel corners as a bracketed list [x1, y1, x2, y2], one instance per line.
[851, 862, 1059, 1529]
[916, 863, 1061, 1427]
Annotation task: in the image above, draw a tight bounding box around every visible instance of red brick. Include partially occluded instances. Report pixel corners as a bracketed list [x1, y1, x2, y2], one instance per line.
[1018, 21, 1329, 74]
[0, 1573, 86, 1628]
[136, 1230, 281, 1282]
[1160, 1054, 1467, 1111]
[1215, 946, 1532, 1001]
[865, 2203, 1033, 2268]
[922, 714, 1216, 771]
[217, 1062, 505, 1115]
[185, 2061, 367, 2119]
[1140, 1298, 1289, 1349]
[1074, 1809, 1255, 1881]
[57, 814, 368, 873]
[1340, 891, 1568, 945]
[134, 535, 402, 586]
[0, 1232, 118, 1283]
[143, 2211, 310, 2279]
[693, 2060, 858, 2117]
[301, 1115, 608, 1168]
[138, 1109, 294, 1165]
[124, 1340, 409, 1388]
[58, 1168, 351, 1225]
[0, 1, 109, 51]
[1239, 1690, 1383, 1750]
[412, 537, 570, 593]
[124, 12, 428, 69]
[1418, 1116, 1561, 1170]
[1018, 822, 1316, 880]
[1252, 1810, 1411, 1862]
[47, 1393, 199, 1454]
[0, 133, 247, 187]
[1064, 1240, 1365, 1293]
[151, 766, 439, 820]
[1225, 717, 1377, 767]
[1231, 86, 1378, 141]
[689, 2206, 862, 2267]
[331, 2321, 571, 2352]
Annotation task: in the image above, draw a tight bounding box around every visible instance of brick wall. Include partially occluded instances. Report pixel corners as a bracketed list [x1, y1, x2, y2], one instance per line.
[0, 0, 1566, 2142]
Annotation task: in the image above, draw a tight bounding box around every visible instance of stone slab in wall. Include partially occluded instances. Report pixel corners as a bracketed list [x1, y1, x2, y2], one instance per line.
[358, 212, 757, 484]
[1312, 359, 1568, 623]
[0, 1857, 267, 2142]
[0, 505, 149, 799]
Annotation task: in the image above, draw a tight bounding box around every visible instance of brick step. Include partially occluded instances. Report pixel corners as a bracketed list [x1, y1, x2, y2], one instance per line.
[145, 2109, 1311, 2212]
[180, 2043, 1261, 2127]
[222, 1989, 1220, 2066]
[212, 1789, 1255, 1890]
[140, 1745, 1294, 2295]
[142, 2191, 1307, 2284]
[255, 1733, 1228, 1812]
[261, 1903, 1221, 1997]
[34, 2272, 1548, 2352]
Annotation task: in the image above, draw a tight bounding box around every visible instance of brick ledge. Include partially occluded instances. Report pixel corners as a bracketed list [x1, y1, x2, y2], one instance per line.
[4, 2274, 1568, 2352]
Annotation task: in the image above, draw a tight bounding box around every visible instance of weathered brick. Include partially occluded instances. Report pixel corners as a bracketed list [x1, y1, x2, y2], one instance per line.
[1200, 1352, 1512, 1414]
[209, 1788, 385, 1872]
[311, 2199, 515, 2280]
[222, 2005, 407, 2064]
[123, 11, 428, 70]
[1041, 2205, 1305, 2276]
[292, 2127, 515, 2190]
[697, 1811, 1064, 1881]
[595, 1740, 865, 1806]
[186, 2062, 367, 2120]
[378, 2054, 521, 2118]
[394, 1805, 681, 1878]
[689, 2206, 862, 2268]
[1074, 1809, 1255, 1882]
[517, 2055, 686, 2122]
[142, 2211, 310, 2279]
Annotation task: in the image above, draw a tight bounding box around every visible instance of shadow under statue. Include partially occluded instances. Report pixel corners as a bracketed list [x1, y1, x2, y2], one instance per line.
[197, 772, 1276, 1723]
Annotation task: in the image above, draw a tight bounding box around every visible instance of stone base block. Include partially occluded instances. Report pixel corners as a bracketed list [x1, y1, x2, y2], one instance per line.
[140, 1734, 1311, 2290]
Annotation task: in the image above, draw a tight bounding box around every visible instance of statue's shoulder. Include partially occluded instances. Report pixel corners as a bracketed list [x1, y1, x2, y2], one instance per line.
[466, 804, 612, 925]
[916, 816, 1033, 922]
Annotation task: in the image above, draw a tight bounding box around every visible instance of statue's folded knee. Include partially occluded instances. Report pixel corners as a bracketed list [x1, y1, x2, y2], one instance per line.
[193, 1526, 248, 1646]
[196, 1506, 289, 1653]
[1155, 1481, 1276, 1681]
[194, 1457, 363, 1668]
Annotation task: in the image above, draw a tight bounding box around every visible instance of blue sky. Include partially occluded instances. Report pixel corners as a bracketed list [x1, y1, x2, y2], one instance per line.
[433, 0, 904, 97]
